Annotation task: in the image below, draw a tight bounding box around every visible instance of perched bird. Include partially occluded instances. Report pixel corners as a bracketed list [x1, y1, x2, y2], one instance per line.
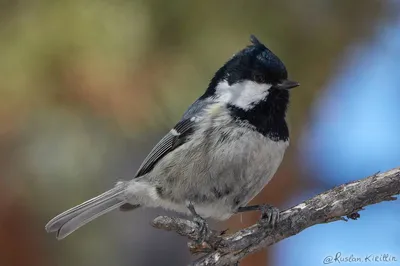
[45, 35, 299, 240]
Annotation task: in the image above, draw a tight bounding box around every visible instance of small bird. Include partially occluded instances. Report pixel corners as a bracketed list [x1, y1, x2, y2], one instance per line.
[45, 35, 299, 240]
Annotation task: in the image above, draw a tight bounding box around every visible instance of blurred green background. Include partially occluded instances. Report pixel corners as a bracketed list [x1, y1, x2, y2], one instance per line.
[0, 1, 399, 266]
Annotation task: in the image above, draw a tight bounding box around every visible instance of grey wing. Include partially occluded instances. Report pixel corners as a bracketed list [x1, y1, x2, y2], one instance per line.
[120, 118, 197, 211]
[135, 98, 211, 177]
[181, 97, 211, 120]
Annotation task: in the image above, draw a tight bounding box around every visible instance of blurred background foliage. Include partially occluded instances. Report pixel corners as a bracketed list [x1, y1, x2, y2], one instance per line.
[0, 1, 399, 266]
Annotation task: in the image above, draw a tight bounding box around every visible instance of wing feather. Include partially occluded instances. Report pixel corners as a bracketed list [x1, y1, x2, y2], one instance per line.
[134, 98, 212, 177]
[135, 118, 196, 177]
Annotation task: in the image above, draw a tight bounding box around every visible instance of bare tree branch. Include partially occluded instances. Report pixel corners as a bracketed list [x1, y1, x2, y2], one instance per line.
[152, 167, 400, 266]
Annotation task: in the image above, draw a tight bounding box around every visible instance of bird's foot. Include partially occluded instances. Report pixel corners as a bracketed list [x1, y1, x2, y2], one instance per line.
[187, 202, 211, 244]
[237, 204, 280, 228]
[258, 204, 280, 228]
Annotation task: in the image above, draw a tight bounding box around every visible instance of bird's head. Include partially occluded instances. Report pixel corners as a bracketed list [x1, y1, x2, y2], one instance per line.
[204, 35, 299, 110]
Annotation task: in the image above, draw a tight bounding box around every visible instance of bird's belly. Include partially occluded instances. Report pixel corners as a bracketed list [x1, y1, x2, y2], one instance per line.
[151, 127, 289, 219]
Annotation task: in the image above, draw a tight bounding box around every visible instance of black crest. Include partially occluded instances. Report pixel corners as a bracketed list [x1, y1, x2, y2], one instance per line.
[204, 34, 288, 97]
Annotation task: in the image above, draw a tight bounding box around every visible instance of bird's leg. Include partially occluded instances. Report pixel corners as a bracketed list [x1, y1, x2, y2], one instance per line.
[237, 204, 280, 228]
[186, 202, 210, 243]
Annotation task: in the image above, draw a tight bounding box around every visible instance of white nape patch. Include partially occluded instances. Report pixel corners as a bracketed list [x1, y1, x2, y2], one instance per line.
[215, 80, 272, 110]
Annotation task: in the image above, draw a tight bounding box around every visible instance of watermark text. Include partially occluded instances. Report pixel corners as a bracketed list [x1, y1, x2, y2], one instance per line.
[323, 252, 397, 264]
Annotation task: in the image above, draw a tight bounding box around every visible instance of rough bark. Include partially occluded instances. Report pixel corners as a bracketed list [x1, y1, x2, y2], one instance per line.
[152, 167, 400, 266]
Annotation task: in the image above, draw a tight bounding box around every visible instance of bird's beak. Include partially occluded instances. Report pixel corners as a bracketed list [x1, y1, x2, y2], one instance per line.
[277, 79, 300, 90]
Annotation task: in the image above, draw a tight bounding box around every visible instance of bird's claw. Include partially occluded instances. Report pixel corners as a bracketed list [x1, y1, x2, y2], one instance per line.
[193, 215, 210, 244]
[187, 202, 211, 244]
[258, 204, 280, 228]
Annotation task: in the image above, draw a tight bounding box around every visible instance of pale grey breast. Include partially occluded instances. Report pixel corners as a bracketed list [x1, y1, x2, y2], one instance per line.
[147, 105, 288, 219]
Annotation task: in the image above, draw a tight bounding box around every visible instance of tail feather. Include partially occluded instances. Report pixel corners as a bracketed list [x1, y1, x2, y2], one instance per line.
[45, 184, 127, 240]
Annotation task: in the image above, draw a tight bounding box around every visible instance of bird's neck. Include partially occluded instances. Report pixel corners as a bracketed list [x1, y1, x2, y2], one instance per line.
[227, 89, 289, 141]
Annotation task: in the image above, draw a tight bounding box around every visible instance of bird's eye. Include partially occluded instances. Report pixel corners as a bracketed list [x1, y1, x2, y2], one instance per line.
[253, 73, 265, 84]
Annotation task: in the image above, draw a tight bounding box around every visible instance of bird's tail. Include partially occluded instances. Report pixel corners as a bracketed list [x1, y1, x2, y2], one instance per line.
[45, 183, 129, 240]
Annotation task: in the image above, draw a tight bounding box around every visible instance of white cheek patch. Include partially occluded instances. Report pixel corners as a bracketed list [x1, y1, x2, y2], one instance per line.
[215, 80, 271, 110]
